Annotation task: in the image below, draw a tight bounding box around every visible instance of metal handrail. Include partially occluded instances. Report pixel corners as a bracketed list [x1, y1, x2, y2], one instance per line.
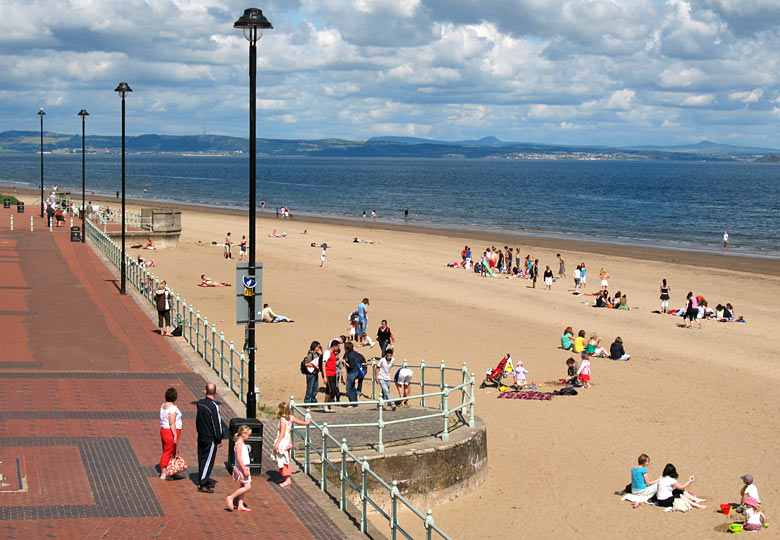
[84, 217, 250, 403]
[288, 409, 454, 539]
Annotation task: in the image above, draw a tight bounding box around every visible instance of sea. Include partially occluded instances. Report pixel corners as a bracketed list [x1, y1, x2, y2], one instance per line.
[1, 153, 779, 257]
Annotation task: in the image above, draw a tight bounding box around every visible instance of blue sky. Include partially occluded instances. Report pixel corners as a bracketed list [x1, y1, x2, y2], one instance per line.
[2, 0, 780, 146]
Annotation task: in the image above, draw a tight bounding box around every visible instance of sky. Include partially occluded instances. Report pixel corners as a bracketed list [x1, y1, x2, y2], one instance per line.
[2, 0, 780, 147]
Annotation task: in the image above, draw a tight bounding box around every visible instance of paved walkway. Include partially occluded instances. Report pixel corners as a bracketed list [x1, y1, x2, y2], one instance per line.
[0, 211, 368, 540]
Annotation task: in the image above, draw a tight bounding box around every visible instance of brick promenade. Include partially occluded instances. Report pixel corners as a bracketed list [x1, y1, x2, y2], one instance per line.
[0, 212, 370, 539]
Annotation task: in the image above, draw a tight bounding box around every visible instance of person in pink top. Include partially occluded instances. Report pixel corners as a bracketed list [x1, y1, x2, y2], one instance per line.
[577, 352, 592, 389]
[684, 291, 702, 329]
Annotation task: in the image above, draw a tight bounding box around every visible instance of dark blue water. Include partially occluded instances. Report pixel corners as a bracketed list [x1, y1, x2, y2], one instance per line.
[2, 153, 779, 256]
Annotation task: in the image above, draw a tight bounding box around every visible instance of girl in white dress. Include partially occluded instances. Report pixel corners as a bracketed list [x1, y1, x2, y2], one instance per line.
[272, 402, 311, 487]
[225, 426, 252, 512]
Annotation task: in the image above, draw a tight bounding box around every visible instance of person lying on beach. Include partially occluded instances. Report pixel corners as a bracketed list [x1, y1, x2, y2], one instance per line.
[353, 237, 375, 244]
[719, 302, 744, 322]
[199, 275, 230, 287]
[137, 256, 155, 267]
[261, 304, 293, 323]
[144, 238, 156, 250]
[310, 242, 329, 248]
[269, 229, 287, 238]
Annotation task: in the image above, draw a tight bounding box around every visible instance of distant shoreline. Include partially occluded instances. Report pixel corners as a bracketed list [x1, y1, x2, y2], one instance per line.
[5, 183, 779, 277]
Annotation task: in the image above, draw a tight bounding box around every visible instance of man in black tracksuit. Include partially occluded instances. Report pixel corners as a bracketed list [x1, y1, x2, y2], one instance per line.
[195, 383, 223, 493]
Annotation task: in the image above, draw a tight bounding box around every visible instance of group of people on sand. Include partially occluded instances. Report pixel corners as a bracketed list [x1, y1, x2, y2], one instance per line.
[618, 455, 768, 528]
[559, 328, 632, 389]
[661, 286, 744, 326]
[301, 300, 412, 412]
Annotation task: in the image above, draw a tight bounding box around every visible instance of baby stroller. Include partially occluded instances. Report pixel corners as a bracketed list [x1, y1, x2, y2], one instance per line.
[480, 356, 509, 389]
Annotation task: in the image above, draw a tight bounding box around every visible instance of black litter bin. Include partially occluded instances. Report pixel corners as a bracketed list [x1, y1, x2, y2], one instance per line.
[3, 199, 10, 209]
[17, 202, 24, 213]
[70, 226, 81, 242]
[227, 417, 263, 475]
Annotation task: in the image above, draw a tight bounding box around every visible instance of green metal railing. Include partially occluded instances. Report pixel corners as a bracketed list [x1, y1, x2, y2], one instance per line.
[288, 360, 475, 540]
[85, 217, 250, 403]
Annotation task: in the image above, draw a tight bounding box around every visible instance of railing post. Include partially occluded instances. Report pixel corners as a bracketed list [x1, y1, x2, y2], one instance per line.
[371, 358, 377, 400]
[391, 480, 399, 540]
[219, 332, 225, 381]
[425, 509, 435, 540]
[360, 459, 369, 533]
[378, 399, 385, 453]
[229, 342, 235, 392]
[10, 215, 13, 231]
[203, 318, 210, 363]
[304, 414, 311, 475]
[321, 424, 329, 491]
[340, 438, 348, 511]
[420, 359, 426, 407]
[195, 311, 201, 353]
[239, 352, 246, 399]
[30, 216, 33, 231]
[470, 373, 475, 428]
[187, 304, 194, 344]
[462, 362, 468, 411]
[440, 360, 446, 411]
[442, 389, 450, 442]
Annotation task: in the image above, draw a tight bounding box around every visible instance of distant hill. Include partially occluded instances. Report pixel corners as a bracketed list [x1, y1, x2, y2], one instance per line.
[1, 130, 775, 161]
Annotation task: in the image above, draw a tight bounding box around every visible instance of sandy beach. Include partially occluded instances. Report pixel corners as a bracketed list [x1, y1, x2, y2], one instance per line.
[8, 188, 780, 538]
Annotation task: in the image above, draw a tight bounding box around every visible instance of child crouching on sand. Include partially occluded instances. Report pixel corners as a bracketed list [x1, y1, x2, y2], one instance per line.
[743, 498, 767, 531]
[563, 358, 579, 386]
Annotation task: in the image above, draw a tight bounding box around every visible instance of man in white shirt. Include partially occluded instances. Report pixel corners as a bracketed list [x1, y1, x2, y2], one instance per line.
[375, 348, 396, 411]
[261, 304, 293, 323]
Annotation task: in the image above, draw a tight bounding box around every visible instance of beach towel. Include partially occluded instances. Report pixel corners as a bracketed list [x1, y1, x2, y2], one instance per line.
[621, 494, 651, 504]
[497, 391, 552, 400]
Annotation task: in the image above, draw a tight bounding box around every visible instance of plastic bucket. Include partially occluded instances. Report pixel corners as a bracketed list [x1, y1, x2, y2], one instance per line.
[720, 504, 731, 515]
[729, 523, 743, 534]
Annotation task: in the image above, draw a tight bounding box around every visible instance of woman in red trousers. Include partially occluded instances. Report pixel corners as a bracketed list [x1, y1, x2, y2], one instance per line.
[159, 387, 183, 479]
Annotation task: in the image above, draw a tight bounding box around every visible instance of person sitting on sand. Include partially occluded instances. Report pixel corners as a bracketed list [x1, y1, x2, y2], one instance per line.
[563, 357, 579, 385]
[586, 334, 608, 357]
[269, 229, 287, 238]
[720, 303, 744, 322]
[650, 464, 707, 510]
[200, 275, 230, 287]
[144, 238, 156, 250]
[561, 327, 574, 350]
[737, 474, 760, 514]
[261, 304, 293, 323]
[610, 337, 631, 361]
[573, 330, 587, 353]
[742, 497, 766, 531]
[623, 454, 658, 505]
[595, 290, 610, 308]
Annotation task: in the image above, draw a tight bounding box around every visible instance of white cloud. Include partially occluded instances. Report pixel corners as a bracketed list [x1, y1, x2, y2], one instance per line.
[728, 88, 763, 103]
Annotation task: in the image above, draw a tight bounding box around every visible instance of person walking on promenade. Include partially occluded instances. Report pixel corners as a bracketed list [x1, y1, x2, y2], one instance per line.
[343, 341, 365, 405]
[159, 387, 183, 479]
[154, 281, 173, 336]
[376, 319, 394, 357]
[376, 348, 396, 410]
[272, 402, 311, 487]
[196, 383, 223, 493]
[322, 340, 341, 412]
[225, 425, 252, 512]
[303, 341, 322, 405]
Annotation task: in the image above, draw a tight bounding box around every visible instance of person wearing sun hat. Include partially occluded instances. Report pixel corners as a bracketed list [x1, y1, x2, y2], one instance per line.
[737, 474, 760, 514]
[743, 497, 767, 531]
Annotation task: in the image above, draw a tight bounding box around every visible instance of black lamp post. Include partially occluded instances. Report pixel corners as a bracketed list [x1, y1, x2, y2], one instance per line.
[78, 109, 89, 243]
[234, 7, 272, 418]
[38, 108, 45, 218]
[115, 82, 132, 295]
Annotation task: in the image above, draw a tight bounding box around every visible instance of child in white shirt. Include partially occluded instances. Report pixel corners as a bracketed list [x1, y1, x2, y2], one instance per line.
[513, 359, 528, 388]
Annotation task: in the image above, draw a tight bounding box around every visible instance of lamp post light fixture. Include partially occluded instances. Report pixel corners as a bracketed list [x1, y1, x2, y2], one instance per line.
[78, 109, 89, 243]
[38, 108, 46, 218]
[114, 82, 132, 295]
[234, 7, 272, 418]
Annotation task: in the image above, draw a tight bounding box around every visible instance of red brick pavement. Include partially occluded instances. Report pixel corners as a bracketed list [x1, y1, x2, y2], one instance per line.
[0, 218, 349, 540]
